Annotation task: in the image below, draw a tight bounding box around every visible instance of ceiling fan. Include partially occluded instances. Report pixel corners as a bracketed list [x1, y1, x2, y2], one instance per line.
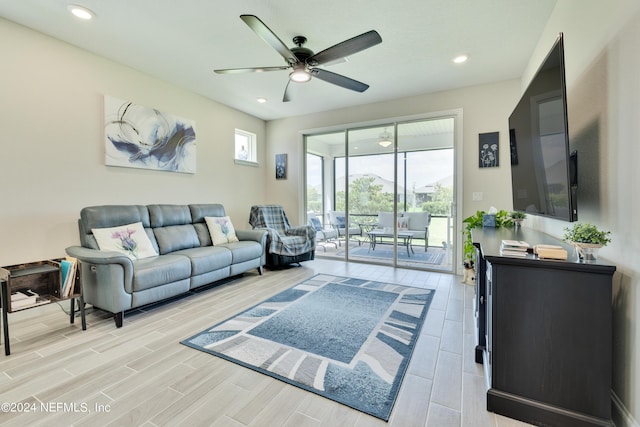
[214, 15, 382, 102]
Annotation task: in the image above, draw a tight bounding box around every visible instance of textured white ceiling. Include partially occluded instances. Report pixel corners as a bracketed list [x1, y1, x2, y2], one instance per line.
[0, 0, 557, 120]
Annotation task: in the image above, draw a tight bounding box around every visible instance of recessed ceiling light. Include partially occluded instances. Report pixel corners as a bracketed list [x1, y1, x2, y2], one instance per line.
[67, 5, 95, 20]
[256, 98, 267, 103]
[453, 55, 468, 64]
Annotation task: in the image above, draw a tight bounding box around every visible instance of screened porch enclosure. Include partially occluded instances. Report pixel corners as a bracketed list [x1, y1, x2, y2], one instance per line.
[305, 117, 456, 272]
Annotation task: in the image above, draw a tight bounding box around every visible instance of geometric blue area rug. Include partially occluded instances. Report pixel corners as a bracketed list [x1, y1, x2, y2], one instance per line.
[181, 274, 435, 420]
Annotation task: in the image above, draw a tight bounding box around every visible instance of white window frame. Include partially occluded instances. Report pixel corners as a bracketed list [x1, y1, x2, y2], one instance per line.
[234, 129, 259, 166]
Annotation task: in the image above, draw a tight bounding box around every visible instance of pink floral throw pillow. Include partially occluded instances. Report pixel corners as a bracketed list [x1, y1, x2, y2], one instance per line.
[92, 222, 158, 260]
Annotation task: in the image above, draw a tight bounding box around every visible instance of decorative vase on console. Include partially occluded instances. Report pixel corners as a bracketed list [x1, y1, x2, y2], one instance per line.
[572, 242, 602, 262]
[510, 211, 526, 229]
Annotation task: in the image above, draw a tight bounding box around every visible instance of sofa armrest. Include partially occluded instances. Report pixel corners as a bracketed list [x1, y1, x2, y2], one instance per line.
[66, 246, 133, 266]
[236, 229, 267, 245]
[236, 229, 268, 266]
[65, 245, 135, 294]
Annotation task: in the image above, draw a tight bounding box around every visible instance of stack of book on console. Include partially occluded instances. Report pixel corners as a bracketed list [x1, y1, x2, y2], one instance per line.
[500, 240, 530, 257]
[533, 244, 568, 260]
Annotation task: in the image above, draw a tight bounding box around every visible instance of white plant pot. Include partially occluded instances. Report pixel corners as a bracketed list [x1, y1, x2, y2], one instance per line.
[572, 242, 602, 262]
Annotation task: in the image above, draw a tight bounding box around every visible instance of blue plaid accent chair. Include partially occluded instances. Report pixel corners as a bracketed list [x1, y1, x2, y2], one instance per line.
[249, 205, 316, 267]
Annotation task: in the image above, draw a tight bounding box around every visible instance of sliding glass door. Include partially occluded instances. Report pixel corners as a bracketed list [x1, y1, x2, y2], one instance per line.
[345, 126, 397, 265]
[395, 119, 454, 269]
[304, 115, 456, 272]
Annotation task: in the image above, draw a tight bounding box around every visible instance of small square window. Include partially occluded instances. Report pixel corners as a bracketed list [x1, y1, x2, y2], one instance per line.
[235, 129, 258, 165]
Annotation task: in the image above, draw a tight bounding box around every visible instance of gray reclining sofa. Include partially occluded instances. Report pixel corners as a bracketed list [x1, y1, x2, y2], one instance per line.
[65, 204, 266, 327]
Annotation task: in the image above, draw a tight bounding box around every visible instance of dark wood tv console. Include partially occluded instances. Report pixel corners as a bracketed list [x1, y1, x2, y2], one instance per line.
[472, 227, 615, 427]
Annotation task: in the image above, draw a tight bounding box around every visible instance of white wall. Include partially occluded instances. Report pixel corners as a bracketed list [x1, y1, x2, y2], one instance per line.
[0, 18, 267, 266]
[521, 1, 640, 425]
[265, 79, 521, 226]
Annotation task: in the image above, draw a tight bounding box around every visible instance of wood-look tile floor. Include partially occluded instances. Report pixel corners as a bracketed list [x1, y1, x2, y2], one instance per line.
[0, 259, 532, 426]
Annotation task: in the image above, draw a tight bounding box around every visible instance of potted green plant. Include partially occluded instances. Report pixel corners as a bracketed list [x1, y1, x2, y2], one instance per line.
[462, 211, 484, 265]
[462, 209, 513, 263]
[562, 223, 611, 261]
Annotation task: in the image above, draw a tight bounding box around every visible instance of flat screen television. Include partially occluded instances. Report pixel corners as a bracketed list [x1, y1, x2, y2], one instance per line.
[509, 33, 577, 222]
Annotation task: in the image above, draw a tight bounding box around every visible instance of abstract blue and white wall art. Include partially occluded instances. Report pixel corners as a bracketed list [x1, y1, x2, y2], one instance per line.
[104, 96, 196, 173]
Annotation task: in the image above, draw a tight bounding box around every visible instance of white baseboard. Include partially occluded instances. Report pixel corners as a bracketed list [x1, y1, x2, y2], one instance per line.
[613, 391, 640, 427]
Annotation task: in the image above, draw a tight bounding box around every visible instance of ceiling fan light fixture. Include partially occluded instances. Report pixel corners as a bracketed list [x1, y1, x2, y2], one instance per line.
[289, 68, 311, 83]
[67, 4, 95, 20]
[378, 128, 393, 147]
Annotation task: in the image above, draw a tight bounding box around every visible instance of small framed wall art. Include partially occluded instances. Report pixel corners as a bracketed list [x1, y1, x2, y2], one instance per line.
[275, 153, 287, 179]
[479, 131, 499, 168]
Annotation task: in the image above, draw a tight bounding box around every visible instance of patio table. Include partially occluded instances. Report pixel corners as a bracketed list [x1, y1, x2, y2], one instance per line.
[367, 229, 416, 257]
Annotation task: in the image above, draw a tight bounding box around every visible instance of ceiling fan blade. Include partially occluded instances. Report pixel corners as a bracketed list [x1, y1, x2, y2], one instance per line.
[282, 80, 292, 102]
[307, 30, 382, 66]
[240, 15, 298, 65]
[311, 69, 370, 92]
[214, 66, 289, 74]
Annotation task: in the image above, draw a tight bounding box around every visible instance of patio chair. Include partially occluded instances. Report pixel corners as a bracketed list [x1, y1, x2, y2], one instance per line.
[402, 211, 431, 251]
[308, 212, 339, 251]
[376, 212, 411, 230]
[328, 211, 362, 244]
[376, 211, 431, 251]
[249, 205, 316, 267]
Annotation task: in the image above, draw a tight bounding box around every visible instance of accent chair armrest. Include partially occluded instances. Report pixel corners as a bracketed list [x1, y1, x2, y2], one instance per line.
[286, 224, 312, 236]
[286, 225, 317, 246]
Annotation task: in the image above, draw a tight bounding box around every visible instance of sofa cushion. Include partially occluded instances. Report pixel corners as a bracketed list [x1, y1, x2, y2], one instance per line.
[148, 204, 193, 227]
[154, 225, 200, 254]
[80, 205, 153, 250]
[190, 204, 227, 246]
[189, 204, 226, 223]
[219, 241, 263, 264]
[132, 255, 192, 292]
[205, 216, 239, 244]
[92, 222, 158, 260]
[147, 204, 201, 254]
[173, 246, 233, 275]
[193, 223, 212, 246]
[82, 205, 151, 229]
